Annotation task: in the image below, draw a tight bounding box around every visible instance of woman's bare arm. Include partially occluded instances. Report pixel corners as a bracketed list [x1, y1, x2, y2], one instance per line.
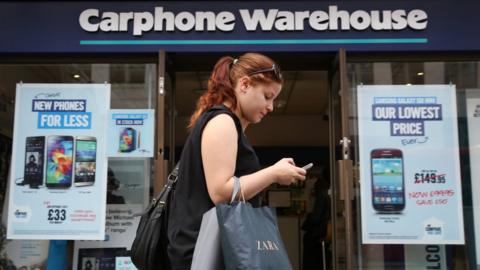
[201, 114, 305, 204]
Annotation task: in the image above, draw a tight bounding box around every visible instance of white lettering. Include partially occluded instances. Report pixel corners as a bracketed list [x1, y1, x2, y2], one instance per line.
[64, 114, 89, 127]
[329, 6, 350, 30]
[175, 11, 196, 32]
[398, 106, 440, 119]
[216, 11, 235, 31]
[309, 11, 329, 31]
[392, 122, 423, 135]
[256, 240, 280, 251]
[133, 12, 154, 36]
[154, 7, 175, 31]
[408, 9, 428, 30]
[350, 10, 371, 30]
[52, 101, 85, 111]
[33, 101, 52, 111]
[195, 12, 216, 31]
[100, 12, 119, 32]
[239, 9, 277, 31]
[119, 12, 134, 31]
[40, 114, 62, 127]
[78, 6, 428, 35]
[79, 9, 99, 32]
[374, 107, 396, 119]
[295, 11, 310, 31]
[275, 11, 294, 31]
[371, 11, 392, 30]
[392, 10, 407, 30]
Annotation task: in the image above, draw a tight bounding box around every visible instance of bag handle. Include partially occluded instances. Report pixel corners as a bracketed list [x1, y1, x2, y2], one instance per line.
[230, 176, 246, 204]
[134, 162, 180, 217]
[153, 162, 180, 206]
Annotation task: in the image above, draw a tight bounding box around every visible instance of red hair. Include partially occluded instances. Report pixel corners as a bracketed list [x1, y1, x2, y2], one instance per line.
[188, 53, 283, 129]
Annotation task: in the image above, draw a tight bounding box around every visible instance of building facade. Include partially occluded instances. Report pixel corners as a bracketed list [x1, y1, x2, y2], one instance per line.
[0, 1, 479, 269]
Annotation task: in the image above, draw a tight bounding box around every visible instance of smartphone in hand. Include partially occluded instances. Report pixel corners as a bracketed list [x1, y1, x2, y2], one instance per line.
[302, 163, 313, 170]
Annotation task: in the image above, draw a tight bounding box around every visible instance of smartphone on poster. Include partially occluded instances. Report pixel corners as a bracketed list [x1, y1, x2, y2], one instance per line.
[370, 148, 405, 213]
[24, 136, 45, 188]
[46, 135, 74, 188]
[119, 127, 136, 153]
[74, 136, 97, 186]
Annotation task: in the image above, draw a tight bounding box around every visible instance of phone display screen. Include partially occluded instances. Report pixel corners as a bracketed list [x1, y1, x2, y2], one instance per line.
[75, 139, 96, 183]
[372, 158, 404, 206]
[46, 136, 73, 187]
[24, 136, 45, 186]
[119, 128, 136, 152]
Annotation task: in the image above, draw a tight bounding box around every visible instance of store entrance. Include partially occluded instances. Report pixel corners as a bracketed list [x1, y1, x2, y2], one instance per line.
[168, 52, 336, 270]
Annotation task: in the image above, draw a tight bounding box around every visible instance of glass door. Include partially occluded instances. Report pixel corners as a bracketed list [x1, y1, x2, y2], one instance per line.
[346, 59, 480, 270]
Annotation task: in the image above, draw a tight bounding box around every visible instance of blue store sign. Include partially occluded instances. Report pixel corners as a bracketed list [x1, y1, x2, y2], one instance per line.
[0, 1, 478, 53]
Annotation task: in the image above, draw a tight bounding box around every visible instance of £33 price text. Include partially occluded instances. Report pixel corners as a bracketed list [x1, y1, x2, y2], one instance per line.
[48, 209, 66, 223]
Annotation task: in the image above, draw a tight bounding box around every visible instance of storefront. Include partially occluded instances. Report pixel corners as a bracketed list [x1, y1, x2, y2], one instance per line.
[1, 1, 479, 269]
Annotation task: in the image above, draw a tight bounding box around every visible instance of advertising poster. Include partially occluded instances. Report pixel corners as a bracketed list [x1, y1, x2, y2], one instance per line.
[465, 89, 480, 265]
[7, 83, 110, 240]
[108, 109, 154, 158]
[358, 85, 464, 244]
[72, 204, 142, 270]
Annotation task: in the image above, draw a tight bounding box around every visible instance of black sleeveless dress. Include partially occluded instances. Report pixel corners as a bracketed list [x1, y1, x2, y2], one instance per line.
[167, 105, 261, 268]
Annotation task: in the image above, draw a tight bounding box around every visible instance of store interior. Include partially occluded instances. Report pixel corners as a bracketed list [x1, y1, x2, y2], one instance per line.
[170, 52, 334, 270]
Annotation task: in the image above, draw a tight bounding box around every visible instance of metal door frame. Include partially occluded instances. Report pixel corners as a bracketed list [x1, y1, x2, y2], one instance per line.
[329, 48, 356, 270]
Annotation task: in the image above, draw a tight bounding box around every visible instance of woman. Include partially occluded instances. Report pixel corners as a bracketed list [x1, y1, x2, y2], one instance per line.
[167, 53, 307, 269]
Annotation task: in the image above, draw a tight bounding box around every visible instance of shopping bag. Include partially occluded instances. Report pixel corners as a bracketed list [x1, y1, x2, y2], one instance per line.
[191, 208, 224, 270]
[191, 175, 244, 270]
[216, 177, 292, 270]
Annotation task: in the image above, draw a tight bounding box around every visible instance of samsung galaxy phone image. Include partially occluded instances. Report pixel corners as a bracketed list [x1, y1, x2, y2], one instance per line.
[119, 127, 136, 153]
[23, 136, 45, 188]
[74, 136, 97, 187]
[370, 148, 405, 213]
[46, 135, 74, 188]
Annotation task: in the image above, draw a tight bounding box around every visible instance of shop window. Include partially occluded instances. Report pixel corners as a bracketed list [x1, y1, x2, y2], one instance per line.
[0, 63, 156, 269]
[347, 61, 480, 269]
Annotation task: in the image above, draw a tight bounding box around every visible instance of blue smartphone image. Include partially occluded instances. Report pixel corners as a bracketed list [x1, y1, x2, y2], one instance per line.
[119, 127, 136, 153]
[46, 135, 74, 188]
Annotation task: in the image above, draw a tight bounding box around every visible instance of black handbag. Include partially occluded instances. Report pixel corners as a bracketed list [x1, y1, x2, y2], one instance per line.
[130, 163, 180, 270]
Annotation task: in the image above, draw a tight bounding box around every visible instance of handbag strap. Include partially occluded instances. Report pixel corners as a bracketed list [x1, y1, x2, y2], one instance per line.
[133, 162, 180, 216]
[230, 176, 245, 204]
[152, 162, 180, 208]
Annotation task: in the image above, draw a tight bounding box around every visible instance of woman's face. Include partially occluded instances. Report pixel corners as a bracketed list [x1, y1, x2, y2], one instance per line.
[236, 77, 282, 125]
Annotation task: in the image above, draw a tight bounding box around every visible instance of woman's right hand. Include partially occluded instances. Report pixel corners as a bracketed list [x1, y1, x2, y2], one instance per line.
[271, 158, 307, 186]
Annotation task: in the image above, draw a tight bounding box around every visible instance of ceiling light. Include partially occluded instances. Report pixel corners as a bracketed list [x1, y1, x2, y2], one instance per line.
[417, 72, 424, 76]
[73, 74, 80, 79]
